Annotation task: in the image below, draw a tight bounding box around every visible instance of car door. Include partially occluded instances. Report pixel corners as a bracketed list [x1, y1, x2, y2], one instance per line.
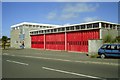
[104, 45, 112, 56]
[111, 45, 120, 57]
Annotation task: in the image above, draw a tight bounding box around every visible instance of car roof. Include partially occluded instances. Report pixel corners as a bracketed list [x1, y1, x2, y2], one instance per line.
[103, 43, 120, 46]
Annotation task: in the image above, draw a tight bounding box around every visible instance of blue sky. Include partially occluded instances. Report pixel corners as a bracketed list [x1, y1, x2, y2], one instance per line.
[2, 2, 118, 37]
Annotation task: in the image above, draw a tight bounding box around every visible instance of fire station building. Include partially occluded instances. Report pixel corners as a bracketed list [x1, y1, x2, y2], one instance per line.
[29, 21, 120, 53]
[11, 21, 120, 53]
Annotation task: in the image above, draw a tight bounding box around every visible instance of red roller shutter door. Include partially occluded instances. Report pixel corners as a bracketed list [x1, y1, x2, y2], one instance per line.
[31, 35, 44, 49]
[38, 35, 44, 49]
[45, 33, 65, 50]
[66, 29, 99, 52]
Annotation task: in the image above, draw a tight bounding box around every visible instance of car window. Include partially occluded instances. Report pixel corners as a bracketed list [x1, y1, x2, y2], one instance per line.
[111, 45, 117, 50]
[101, 45, 107, 49]
[101, 44, 120, 50]
[117, 45, 120, 50]
[106, 45, 111, 49]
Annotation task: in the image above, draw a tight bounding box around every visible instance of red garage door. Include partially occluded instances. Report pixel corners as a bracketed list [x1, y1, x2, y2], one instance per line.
[45, 33, 65, 50]
[31, 35, 37, 48]
[37, 35, 44, 49]
[66, 29, 99, 52]
[31, 34, 44, 49]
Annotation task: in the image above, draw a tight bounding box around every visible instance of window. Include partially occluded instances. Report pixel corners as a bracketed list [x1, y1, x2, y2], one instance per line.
[101, 23, 106, 28]
[112, 25, 116, 29]
[110, 45, 120, 50]
[70, 26, 74, 30]
[38, 31, 40, 33]
[101, 45, 107, 49]
[110, 24, 112, 29]
[29, 25, 32, 27]
[47, 30, 50, 33]
[47, 26, 49, 28]
[93, 23, 99, 28]
[58, 28, 65, 31]
[61, 28, 65, 31]
[51, 29, 53, 32]
[117, 25, 119, 30]
[58, 28, 60, 31]
[111, 45, 116, 50]
[87, 24, 92, 28]
[117, 45, 120, 50]
[66, 27, 69, 30]
[33, 25, 35, 27]
[40, 26, 42, 28]
[54, 29, 57, 32]
[41, 30, 43, 33]
[106, 45, 111, 49]
[36, 31, 38, 34]
[75, 26, 80, 30]
[33, 31, 36, 34]
[45, 30, 47, 33]
[34, 31, 37, 34]
[106, 24, 109, 28]
[81, 25, 85, 29]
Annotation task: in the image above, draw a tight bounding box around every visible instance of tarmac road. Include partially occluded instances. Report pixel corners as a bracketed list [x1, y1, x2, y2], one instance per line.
[2, 48, 120, 79]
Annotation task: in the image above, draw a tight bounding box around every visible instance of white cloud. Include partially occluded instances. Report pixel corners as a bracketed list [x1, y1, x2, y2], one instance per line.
[47, 3, 99, 20]
[63, 3, 99, 13]
[47, 12, 57, 20]
[83, 16, 101, 22]
[47, 12, 78, 20]
[60, 13, 78, 20]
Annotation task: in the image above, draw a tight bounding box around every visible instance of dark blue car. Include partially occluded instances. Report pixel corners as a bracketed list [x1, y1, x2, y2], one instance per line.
[98, 44, 120, 59]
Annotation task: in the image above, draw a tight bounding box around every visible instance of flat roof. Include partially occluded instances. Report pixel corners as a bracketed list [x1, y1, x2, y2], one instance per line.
[11, 21, 119, 28]
[64, 21, 119, 27]
[11, 22, 61, 28]
[30, 21, 119, 32]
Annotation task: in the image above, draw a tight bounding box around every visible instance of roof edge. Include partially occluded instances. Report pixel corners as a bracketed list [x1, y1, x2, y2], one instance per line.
[11, 21, 119, 28]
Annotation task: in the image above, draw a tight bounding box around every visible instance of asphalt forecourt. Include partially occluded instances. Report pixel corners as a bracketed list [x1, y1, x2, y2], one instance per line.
[3, 53, 119, 66]
[2, 48, 119, 66]
[2, 49, 120, 79]
[3, 54, 118, 78]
